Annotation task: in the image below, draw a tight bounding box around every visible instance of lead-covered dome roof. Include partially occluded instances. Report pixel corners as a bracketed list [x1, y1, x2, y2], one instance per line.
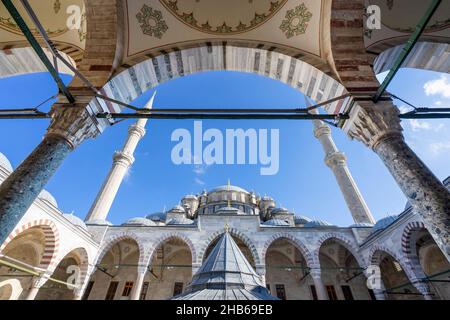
[0, 152, 13, 172]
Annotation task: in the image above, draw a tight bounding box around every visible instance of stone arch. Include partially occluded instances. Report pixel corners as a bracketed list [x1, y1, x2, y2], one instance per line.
[315, 233, 366, 268]
[261, 232, 313, 268]
[146, 232, 197, 267]
[95, 232, 145, 267]
[102, 44, 347, 115]
[0, 219, 59, 269]
[329, 0, 380, 93]
[373, 42, 450, 75]
[0, 279, 23, 300]
[198, 228, 260, 265]
[54, 247, 90, 289]
[368, 244, 419, 281]
[401, 221, 427, 267]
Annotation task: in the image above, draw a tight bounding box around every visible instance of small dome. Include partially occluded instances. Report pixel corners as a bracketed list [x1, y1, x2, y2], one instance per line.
[294, 215, 312, 225]
[349, 222, 374, 228]
[209, 185, 249, 193]
[271, 207, 290, 215]
[122, 217, 156, 226]
[63, 214, 87, 230]
[0, 152, 13, 172]
[261, 196, 274, 201]
[86, 219, 113, 226]
[166, 217, 194, 225]
[146, 212, 167, 222]
[183, 194, 197, 199]
[38, 190, 58, 208]
[169, 205, 186, 213]
[373, 215, 397, 232]
[304, 220, 334, 228]
[262, 219, 290, 227]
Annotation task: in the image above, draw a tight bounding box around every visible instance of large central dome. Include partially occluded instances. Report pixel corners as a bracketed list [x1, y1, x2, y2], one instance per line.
[209, 185, 249, 194]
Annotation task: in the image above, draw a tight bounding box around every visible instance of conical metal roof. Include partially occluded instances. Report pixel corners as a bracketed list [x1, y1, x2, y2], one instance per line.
[173, 231, 277, 300]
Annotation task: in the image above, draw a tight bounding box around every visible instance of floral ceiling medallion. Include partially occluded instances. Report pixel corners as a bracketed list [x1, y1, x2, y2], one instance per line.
[136, 4, 168, 39]
[160, 0, 288, 35]
[279, 3, 312, 39]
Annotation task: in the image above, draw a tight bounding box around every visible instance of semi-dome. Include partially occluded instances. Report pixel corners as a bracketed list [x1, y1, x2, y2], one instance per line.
[123, 217, 156, 226]
[349, 222, 374, 228]
[0, 152, 13, 172]
[63, 214, 87, 230]
[38, 190, 58, 208]
[86, 219, 113, 226]
[304, 220, 334, 228]
[146, 212, 167, 222]
[270, 207, 290, 215]
[166, 217, 194, 225]
[262, 219, 290, 227]
[294, 215, 312, 225]
[209, 185, 249, 193]
[169, 205, 186, 213]
[373, 215, 398, 232]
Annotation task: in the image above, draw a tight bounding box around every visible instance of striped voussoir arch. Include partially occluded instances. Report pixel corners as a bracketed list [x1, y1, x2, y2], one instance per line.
[146, 232, 197, 266]
[261, 232, 314, 268]
[0, 219, 59, 269]
[314, 232, 366, 268]
[95, 232, 145, 267]
[401, 221, 427, 273]
[198, 228, 261, 265]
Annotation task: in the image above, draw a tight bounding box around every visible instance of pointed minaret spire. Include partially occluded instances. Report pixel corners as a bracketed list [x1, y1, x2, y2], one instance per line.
[85, 92, 157, 223]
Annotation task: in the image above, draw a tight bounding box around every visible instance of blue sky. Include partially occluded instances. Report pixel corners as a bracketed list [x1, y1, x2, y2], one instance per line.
[0, 68, 449, 226]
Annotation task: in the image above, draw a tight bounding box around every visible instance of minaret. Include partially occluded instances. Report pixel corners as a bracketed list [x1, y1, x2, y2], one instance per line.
[85, 92, 156, 223]
[313, 118, 375, 224]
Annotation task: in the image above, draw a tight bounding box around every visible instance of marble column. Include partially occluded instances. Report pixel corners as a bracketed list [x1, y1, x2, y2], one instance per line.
[0, 103, 101, 244]
[130, 268, 147, 301]
[314, 120, 375, 224]
[364, 268, 387, 300]
[85, 93, 155, 223]
[310, 269, 328, 300]
[255, 264, 267, 287]
[343, 100, 450, 262]
[26, 273, 51, 300]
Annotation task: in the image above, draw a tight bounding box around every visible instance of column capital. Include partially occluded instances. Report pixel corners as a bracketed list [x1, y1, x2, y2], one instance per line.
[31, 272, 51, 289]
[113, 151, 135, 167]
[325, 151, 347, 168]
[309, 268, 322, 279]
[342, 100, 403, 149]
[46, 104, 102, 150]
[128, 123, 146, 139]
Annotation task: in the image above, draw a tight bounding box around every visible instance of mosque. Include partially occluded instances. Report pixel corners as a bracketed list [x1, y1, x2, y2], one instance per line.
[0, 107, 449, 300]
[0, 0, 449, 300]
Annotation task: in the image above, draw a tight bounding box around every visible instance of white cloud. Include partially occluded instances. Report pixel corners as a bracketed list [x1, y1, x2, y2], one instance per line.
[194, 177, 205, 185]
[409, 119, 432, 131]
[408, 119, 445, 133]
[423, 75, 450, 98]
[429, 141, 450, 156]
[434, 100, 443, 106]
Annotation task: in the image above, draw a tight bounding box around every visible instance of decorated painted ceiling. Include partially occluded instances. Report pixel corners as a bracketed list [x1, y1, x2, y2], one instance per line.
[0, 0, 86, 51]
[125, 0, 325, 63]
[0, 0, 448, 69]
